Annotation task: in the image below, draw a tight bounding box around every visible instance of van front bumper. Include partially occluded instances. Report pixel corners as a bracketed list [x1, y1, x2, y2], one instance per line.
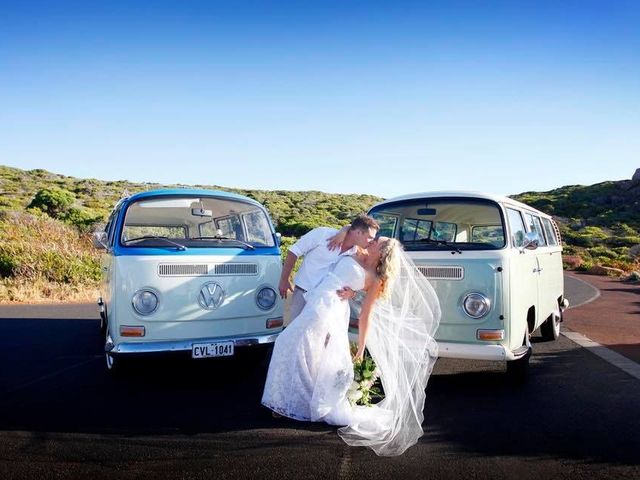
[437, 341, 528, 362]
[106, 331, 280, 355]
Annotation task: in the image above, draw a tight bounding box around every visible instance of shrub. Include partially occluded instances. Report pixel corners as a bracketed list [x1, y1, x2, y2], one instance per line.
[59, 207, 104, 232]
[562, 255, 583, 270]
[605, 236, 640, 248]
[587, 246, 619, 259]
[27, 188, 75, 219]
[576, 259, 594, 272]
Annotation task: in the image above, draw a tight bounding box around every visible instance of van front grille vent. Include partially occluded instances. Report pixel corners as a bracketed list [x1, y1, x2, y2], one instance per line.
[158, 263, 259, 276]
[417, 265, 464, 280]
[211, 263, 258, 276]
[158, 264, 208, 276]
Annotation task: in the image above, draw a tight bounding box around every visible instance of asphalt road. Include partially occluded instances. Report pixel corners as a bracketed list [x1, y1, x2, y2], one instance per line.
[0, 277, 638, 480]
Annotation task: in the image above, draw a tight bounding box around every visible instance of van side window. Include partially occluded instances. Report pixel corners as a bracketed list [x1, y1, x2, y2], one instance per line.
[541, 218, 558, 246]
[471, 225, 504, 246]
[105, 209, 118, 247]
[506, 208, 526, 248]
[524, 213, 547, 246]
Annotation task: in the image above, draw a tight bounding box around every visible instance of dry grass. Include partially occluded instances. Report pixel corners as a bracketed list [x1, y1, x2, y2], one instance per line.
[0, 211, 101, 303]
[0, 278, 99, 303]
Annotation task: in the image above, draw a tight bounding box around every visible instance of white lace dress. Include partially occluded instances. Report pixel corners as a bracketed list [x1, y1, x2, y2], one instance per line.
[261, 256, 365, 425]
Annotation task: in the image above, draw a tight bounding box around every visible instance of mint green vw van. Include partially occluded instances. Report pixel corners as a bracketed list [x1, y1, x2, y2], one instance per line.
[366, 191, 567, 378]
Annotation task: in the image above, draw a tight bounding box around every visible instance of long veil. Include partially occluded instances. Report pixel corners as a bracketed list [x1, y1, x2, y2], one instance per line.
[338, 247, 441, 456]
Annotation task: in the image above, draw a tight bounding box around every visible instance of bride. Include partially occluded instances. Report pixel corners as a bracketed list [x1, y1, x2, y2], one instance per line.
[261, 237, 441, 456]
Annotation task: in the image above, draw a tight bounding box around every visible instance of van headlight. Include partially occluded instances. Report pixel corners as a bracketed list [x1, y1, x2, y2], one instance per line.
[256, 287, 277, 310]
[132, 289, 159, 315]
[462, 293, 490, 319]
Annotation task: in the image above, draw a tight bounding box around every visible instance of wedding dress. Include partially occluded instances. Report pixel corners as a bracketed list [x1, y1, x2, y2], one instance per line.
[261, 252, 440, 456]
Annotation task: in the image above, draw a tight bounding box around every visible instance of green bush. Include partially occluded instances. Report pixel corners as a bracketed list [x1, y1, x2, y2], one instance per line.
[587, 246, 619, 259]
[0, 251, 17, 277]
[27, 188, 75, 219]
[605, 236, 640, 248]
[576, 259, 594, 272]
[59, 207, 104, 232]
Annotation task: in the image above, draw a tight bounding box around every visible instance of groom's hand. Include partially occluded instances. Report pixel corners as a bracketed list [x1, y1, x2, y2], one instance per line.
[336, 287, 356, 301]
[279, 277, 294, 299]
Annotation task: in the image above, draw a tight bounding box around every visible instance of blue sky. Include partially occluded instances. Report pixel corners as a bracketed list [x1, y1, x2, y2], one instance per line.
[1, 1, 638, 198]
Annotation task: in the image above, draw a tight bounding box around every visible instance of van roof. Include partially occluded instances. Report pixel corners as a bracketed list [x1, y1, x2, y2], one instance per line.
[124, 188, 264, 207]
[371, 191, 553, 218]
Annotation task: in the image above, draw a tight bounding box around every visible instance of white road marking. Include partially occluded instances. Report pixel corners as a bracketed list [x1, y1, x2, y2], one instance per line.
[562, 330, 640, 381]
[562, 275, 640, 379]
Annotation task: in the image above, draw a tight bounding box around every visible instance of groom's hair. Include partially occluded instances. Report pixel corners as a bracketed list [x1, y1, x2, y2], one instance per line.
[349, 214, 379, 233]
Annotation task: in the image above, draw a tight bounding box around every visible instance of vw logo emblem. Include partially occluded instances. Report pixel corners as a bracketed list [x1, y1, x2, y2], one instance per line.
[198, 282, 225, 310]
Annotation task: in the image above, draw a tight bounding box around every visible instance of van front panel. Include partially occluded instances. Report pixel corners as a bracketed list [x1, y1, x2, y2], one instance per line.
[410, 252, 506, 345]
[110, 255, 283, 344]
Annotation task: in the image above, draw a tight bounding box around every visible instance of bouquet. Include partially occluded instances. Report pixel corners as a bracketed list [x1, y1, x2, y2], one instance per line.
[347, 343, 384, 406]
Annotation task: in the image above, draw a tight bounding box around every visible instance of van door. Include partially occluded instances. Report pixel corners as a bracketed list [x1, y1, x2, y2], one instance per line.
[539, 217, 563, 314]
[506, 208, 538, 348]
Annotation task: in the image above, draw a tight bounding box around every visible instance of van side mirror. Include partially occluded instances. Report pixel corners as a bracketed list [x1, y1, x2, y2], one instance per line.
[275, 232, 282, 247]
[93, 231, 109, 250]
[522, 232, 539, 251]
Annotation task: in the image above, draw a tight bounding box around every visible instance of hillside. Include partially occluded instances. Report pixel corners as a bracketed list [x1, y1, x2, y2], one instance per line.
[0, 165, 638, 302]
[512, 173, 640, 271]
[0, 165, 382, 236]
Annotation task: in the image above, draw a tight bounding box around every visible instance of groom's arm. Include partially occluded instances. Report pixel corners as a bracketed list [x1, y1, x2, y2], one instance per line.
[278, 252, 298, 299]
[278, 227, 335, 298]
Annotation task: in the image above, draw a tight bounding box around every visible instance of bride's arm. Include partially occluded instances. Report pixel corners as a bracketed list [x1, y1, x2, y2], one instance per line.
[354, 278, 383, 361]
[326, 225, 350, 251]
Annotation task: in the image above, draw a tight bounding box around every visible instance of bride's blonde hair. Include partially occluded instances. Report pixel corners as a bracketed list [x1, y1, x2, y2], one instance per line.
[376, 238, 402, 299]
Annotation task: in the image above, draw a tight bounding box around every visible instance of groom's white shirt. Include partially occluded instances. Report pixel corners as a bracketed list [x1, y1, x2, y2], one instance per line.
[289, 227, 357, 292]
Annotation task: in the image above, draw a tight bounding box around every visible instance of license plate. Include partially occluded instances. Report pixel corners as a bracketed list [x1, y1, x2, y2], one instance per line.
[192, 341, 235, 359]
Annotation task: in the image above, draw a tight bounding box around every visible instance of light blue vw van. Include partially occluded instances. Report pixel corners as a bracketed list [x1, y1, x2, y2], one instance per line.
[93, 189, 284, 372]
[362, 191, 567, 378]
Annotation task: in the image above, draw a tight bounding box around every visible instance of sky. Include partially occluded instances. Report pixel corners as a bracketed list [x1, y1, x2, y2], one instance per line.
[1, 0, 639, 198]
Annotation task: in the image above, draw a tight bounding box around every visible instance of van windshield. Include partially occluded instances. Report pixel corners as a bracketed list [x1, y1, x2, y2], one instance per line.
[120, 196, 275, 249]
[370, 198, 505, 251]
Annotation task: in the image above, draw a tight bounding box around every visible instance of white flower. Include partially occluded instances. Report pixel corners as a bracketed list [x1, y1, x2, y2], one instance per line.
[350, 390, 363, 401]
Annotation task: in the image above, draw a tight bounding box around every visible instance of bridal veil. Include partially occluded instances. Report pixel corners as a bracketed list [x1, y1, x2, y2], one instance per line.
[338, 247, 441, 456]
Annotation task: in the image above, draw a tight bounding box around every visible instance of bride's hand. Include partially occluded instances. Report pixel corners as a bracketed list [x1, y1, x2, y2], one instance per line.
[336, 287, 356, 301]
[354, 347, 365, 362]
[327, 225, 349, 251]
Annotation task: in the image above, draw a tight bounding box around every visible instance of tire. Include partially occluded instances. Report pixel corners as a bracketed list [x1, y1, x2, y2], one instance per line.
[99, 307, 107, 335]
[104, 325, 125, 374]
[506, 330, 531, 382]
[540, 310, 561, 341]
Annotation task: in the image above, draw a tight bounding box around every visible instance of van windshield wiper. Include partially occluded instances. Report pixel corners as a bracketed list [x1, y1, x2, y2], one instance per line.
[413, 238, 462, 254]
[190, 236, 255, 250]
[123, 236, 187, 251]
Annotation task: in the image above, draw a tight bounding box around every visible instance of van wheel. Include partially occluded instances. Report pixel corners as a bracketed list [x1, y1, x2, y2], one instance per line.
[506, 331, 531, 382]
[99, 308, 107, 335]
[106, 352, 117, 371]
[104, 327, 124, 374]
[540, 310, 561, 341]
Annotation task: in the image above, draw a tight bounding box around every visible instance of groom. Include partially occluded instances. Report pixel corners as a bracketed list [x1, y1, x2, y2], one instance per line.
[278, 214, 380, 324]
